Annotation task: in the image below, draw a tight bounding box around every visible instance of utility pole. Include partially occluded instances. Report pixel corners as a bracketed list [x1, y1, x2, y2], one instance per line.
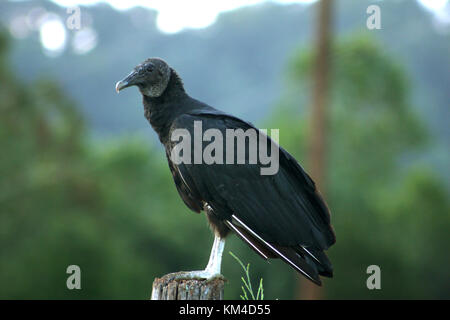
[298, 0, 333, 300]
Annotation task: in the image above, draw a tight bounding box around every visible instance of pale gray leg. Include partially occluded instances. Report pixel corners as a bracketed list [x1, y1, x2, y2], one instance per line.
[162, 235, 226, 281]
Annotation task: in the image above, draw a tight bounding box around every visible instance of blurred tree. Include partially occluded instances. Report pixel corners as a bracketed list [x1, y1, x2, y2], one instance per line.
[271, 34, 450, 299]
[0, 30, 209, 299]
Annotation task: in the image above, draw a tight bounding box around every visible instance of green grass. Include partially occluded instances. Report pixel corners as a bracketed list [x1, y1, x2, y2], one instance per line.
[229, 251, 264, 300]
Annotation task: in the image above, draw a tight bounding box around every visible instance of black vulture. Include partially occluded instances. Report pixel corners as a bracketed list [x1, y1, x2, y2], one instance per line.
[116, 58, 336, 285]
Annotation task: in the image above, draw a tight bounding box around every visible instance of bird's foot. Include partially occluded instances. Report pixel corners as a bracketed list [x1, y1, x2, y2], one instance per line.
[160, 270, 224, 284]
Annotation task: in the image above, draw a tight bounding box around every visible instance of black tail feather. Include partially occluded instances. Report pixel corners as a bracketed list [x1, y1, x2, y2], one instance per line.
[296, 246, 333, 278]
[229, 215, 323, 286]
[273, 245, 322, 286]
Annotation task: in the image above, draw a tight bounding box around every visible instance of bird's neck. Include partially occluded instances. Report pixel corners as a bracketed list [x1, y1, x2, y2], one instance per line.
[143, 69, 187, 143]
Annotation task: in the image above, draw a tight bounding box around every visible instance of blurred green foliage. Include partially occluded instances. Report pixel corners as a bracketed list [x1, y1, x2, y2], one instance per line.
[273, 35, 450, 298]
[0, 29, 448, 299]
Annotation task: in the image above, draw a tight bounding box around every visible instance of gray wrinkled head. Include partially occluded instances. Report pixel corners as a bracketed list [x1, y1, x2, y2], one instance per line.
[115, 58, 171, 97]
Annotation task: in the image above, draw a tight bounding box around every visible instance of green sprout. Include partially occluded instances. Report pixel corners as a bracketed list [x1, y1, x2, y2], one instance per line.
[229, 251, 264, 300]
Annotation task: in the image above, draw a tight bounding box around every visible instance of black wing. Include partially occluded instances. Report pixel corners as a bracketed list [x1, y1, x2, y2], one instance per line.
[166, 109, 335, 285]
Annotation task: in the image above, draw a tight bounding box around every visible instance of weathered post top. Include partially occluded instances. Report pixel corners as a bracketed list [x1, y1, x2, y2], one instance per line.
[151, 274, 225, 300]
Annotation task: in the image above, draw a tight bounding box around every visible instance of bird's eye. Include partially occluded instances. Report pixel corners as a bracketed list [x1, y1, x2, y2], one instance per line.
[146, 65, 154, 73]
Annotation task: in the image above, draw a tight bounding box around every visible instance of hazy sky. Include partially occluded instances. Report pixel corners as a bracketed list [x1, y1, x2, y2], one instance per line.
[48, 0, 448, 33]
[8, 0, 448, 56]
[52, 0, 316, 33]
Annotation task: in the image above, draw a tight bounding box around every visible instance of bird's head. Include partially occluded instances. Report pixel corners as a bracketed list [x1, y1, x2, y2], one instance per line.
[115, 58, 171, 97]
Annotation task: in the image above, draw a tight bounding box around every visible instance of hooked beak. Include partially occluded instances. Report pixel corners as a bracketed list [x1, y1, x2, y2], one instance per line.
[115, 71, 138, 93]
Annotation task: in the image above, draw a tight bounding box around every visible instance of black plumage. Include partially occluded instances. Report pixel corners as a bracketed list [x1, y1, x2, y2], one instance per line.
[116, 58, 336, 285]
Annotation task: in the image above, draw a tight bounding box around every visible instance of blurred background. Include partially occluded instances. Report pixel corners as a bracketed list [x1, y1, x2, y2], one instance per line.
[0, 0, 449, 299]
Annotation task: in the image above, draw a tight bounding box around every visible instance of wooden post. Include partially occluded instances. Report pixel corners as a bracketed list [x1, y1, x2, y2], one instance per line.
[151, 273, 225, 300]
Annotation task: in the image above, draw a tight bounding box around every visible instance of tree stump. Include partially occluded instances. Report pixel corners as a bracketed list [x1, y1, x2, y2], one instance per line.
[151, 273, 225, 300]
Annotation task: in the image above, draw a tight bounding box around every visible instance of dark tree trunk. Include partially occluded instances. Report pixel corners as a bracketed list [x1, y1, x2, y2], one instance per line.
[298, 0, 333, 300]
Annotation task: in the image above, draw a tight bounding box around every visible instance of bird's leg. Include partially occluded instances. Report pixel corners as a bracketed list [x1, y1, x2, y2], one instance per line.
[161, 235, 226, 282]
[204, 235, 226, 276]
